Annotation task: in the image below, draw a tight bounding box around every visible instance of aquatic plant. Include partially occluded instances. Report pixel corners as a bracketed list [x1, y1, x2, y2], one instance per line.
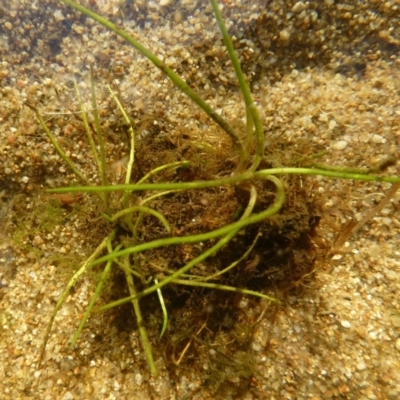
[33, 0, 400, 382]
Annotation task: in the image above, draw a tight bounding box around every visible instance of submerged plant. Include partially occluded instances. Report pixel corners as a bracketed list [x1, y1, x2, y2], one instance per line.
[33, 0, 400, 382]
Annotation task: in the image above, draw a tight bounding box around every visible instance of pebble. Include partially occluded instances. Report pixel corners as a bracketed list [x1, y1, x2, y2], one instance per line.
[32, 235, 44, 246]
[381, 217, 392, 226]
[371, 134, 386, 144]
[61, 392, 74, 400]
[341, 320, 352, 329]
[279, 29, 291, 42]
[390, 314, 400, 328]
[135, 373, 143, 386]
[251, 341, 263, 352]
[356, 361, 367, 371]
[396, 338, 400, 352]
[292, 2, 306, 13]
[331, 140, 348, 150]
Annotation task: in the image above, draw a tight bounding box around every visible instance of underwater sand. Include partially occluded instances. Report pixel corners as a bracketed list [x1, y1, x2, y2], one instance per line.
[0, 1, 400, 399]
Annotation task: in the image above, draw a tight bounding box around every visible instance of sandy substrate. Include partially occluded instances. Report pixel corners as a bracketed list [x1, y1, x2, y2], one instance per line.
[0, 1, 400, 399]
